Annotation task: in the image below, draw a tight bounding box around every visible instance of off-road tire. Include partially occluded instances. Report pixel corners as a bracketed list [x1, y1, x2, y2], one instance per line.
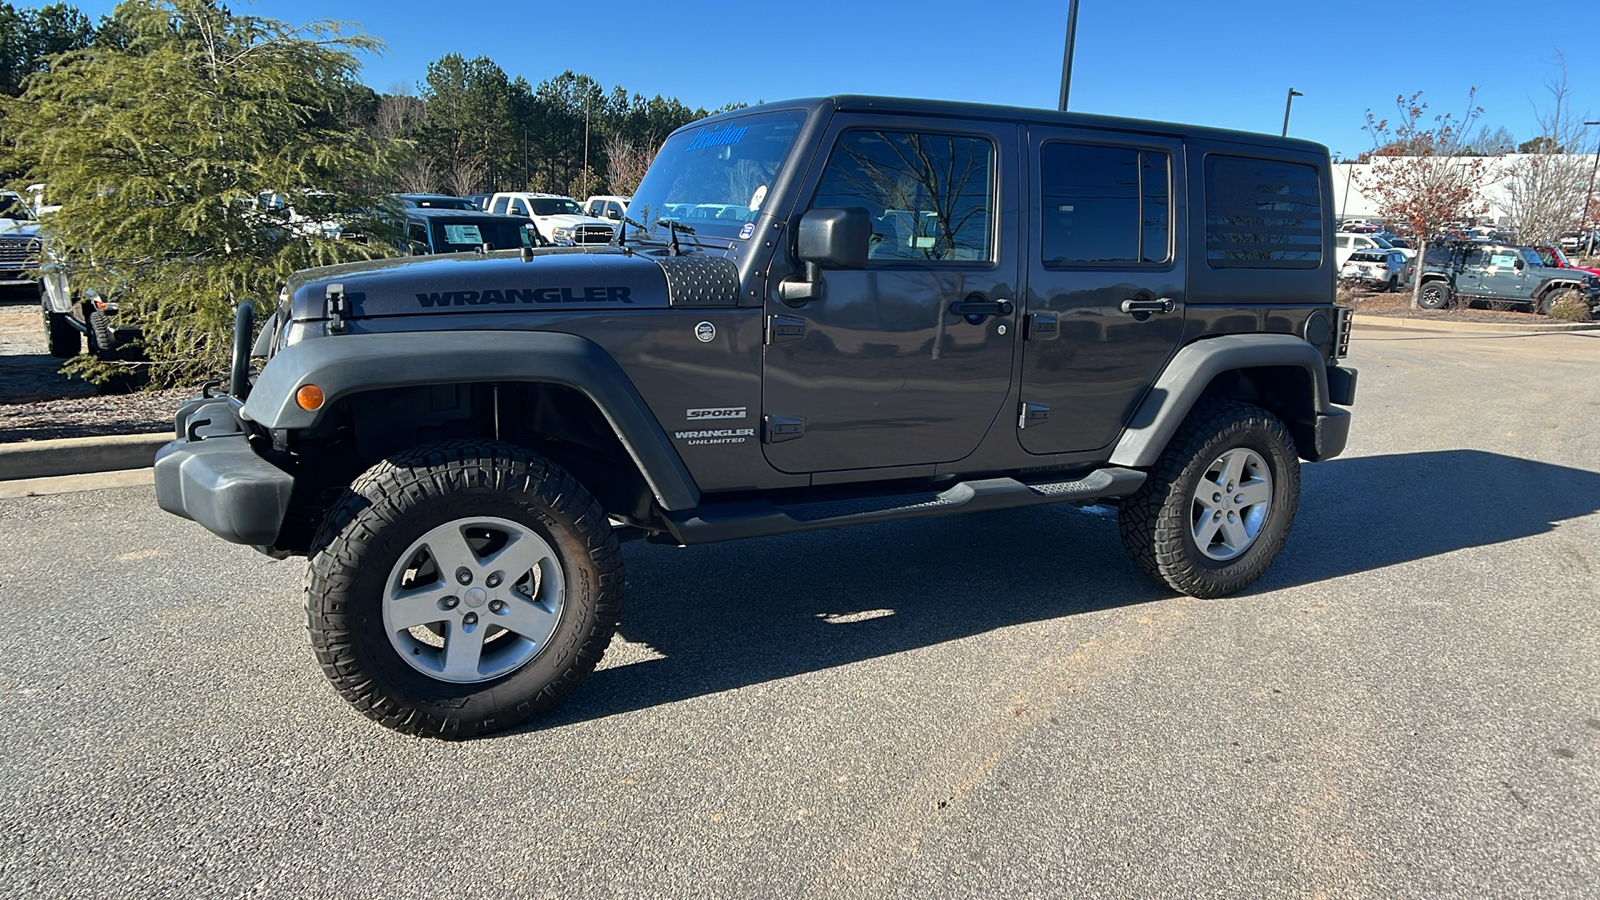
[87, 306, 115, 354]
[1417, 280, 1450, 310]
[1118, 400, 1300, 598]
[1537, 287, 1580, 317]
[43, 301, 79, 357]
[305, 440, 622, 739]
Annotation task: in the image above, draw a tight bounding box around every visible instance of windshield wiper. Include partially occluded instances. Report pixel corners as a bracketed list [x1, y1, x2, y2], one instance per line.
[655, 219, 702, 256]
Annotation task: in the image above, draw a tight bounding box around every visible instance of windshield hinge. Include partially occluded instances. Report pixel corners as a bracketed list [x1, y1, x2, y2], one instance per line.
[325, 282, 350, 334]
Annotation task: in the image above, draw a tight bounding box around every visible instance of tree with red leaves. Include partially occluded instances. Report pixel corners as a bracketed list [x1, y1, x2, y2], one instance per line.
[1355, 90, 1490, 308]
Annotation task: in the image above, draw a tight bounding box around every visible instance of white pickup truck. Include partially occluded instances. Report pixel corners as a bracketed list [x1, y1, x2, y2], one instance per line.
[487, 192, 616, 245]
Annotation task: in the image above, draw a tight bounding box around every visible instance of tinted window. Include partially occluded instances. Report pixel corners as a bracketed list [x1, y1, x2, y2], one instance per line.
[430, 219, 527, 252]
[1205, 155, 1323, 268]
[1038, 142, 1169, 265]
[812, 130, 993, 263]
[509, 199, 528, 217]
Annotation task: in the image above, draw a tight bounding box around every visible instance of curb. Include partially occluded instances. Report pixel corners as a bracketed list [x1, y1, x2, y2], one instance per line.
[0, 432, 169, 481]
[1353, 315, 1600, 335]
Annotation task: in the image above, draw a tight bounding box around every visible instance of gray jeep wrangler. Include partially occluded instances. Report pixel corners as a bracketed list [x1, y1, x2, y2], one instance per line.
[156, 97, 1357, 738]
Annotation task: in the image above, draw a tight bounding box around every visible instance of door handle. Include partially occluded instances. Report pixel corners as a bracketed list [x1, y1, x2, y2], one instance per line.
[950, 295, 1014, 323]
[1120, 298, 1175, 315]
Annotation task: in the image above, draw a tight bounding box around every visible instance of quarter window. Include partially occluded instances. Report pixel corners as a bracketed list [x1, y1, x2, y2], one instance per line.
[1039, 142, 1170, 265]
[811, 130, 994, 263]
[1205, 155, 1323, 268]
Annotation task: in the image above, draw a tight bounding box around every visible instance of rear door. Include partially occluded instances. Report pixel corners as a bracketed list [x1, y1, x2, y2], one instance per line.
[1017, 129, 1186, 454]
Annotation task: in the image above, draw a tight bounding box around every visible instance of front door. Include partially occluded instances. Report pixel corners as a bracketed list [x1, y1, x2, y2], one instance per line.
[761, 116, 1020, 474]
[1017, 129, 1187, 454]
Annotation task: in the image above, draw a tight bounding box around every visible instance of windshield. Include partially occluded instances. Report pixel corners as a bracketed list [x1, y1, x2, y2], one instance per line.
[1521, 248, 1547, 269]
[628, 109, 808, 242]
[408, 196, 478, 210]
[1371, 236, 1393, 249]
[529, 198, 582, 216]
[0, 194, 36, 220]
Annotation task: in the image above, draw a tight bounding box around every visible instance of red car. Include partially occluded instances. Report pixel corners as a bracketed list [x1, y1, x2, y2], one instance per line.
[1533, 245, 1600, 278]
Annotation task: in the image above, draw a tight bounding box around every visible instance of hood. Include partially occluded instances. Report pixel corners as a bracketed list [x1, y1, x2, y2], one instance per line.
[286, 248, 675, 322]
[0, 219, 41, 238]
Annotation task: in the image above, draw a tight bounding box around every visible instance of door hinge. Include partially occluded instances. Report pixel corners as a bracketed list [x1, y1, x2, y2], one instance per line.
[767, 314, 806, 344]
[1026, 312, 1057, 341]
[1019, 402, 1050, 428]
[325, 282, 351, 334]
[764, 414, 805, 443]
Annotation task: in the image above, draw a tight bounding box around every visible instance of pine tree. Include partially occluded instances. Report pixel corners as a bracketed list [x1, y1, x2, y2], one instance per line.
[3, 0, 398, 384]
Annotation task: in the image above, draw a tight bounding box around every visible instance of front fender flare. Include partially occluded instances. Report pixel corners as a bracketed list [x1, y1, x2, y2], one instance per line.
[1109, 334, 1331, 468]
[242, 330, 700, 511]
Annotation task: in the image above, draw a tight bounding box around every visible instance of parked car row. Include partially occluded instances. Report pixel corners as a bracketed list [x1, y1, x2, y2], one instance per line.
[34, 186, 636, 358]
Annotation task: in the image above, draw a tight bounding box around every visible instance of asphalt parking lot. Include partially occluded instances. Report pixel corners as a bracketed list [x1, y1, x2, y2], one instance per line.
[2, 328, 1598, 899]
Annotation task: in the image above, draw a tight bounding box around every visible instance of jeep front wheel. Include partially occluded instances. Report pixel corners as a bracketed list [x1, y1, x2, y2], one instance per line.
[1118, 401, 1300, 598]
[305, 441, 622, 739]
[42, 299, 80, 358]
[1417, 281, 1450, 309]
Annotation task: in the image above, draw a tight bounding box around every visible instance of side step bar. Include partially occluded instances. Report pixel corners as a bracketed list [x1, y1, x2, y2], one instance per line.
[664, 467, 1146, 545]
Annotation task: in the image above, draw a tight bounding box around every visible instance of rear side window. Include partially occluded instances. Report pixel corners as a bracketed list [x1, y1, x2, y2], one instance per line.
[1204, 155, 1322, 268]
[1038, 143, 1169, 265]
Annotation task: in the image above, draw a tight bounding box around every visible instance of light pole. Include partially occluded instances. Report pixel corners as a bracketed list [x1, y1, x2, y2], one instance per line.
[1281, 88, 1303, 137]
[1584, 120, 1600, 258]
[1057, 0, 1079, 111]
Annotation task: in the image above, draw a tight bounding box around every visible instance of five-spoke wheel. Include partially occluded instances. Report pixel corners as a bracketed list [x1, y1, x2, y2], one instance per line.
[1119, 401, 1300, 598]
[306, 441, 622, 739]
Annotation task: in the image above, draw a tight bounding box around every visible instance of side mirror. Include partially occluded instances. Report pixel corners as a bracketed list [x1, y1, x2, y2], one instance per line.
[1514, 258, 1525, 270]
[779, 207, 871, 306]
[605, 209, 622, 221]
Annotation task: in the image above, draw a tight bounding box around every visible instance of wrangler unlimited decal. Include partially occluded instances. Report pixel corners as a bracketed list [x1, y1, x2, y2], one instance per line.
[416, 286, 633, 307]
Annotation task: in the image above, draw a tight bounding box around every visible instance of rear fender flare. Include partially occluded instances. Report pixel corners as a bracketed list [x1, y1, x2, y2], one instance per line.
[242, 330, 700, 511]
[1109, 334, 1330, 468]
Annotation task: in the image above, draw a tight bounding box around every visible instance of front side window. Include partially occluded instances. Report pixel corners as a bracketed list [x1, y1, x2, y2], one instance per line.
[1038, 142, 1169, 265]
[490, 197, 508, 215]
[509, 199, 528, 217]
[1205, 155, 1323, 268]
[811, 130, 994, 263]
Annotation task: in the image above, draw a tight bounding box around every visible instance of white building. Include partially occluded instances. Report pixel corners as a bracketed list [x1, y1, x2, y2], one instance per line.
[1331, 154, 1599, 231]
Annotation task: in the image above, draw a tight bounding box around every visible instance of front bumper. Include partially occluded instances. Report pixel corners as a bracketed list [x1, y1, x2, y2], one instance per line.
[153, 398, 293, 546]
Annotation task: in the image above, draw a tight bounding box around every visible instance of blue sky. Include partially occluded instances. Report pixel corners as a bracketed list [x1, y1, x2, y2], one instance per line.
[66, 0, 1600, 156]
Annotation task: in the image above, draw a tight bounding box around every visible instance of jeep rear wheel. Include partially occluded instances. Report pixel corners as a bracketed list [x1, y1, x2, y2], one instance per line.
[1118, 401, 1300, 598]
[305, 441, 622, 739]
[1417, 281, 1450, 309]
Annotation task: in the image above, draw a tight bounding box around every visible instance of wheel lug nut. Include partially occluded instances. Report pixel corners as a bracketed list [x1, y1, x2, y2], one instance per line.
[455, 567, 472, 585]
[490, 600, 505, 613]
[1212, 492, 1222, 503]
[463, 612, 478, 625]
[486, 572, 503, 588]
[440, 596, 459, 610]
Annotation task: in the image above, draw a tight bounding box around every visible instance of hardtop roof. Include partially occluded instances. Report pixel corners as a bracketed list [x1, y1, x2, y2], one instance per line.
[684, 95, 1330, 157]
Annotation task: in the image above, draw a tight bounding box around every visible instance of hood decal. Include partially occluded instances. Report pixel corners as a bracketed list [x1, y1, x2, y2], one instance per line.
[289, 250, 670, 321]
[415, 286, 633, 307]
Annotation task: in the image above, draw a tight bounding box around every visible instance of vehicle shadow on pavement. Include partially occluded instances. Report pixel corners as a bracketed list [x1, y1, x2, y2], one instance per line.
[533, 503, 1155, 731]
[526, 449, 1600, 732]
[1265, 449, 1600, 590]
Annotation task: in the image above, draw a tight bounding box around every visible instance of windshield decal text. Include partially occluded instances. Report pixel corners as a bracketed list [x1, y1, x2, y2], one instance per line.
[415, 286, 633, 307]
[684, 125, 748, 152]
